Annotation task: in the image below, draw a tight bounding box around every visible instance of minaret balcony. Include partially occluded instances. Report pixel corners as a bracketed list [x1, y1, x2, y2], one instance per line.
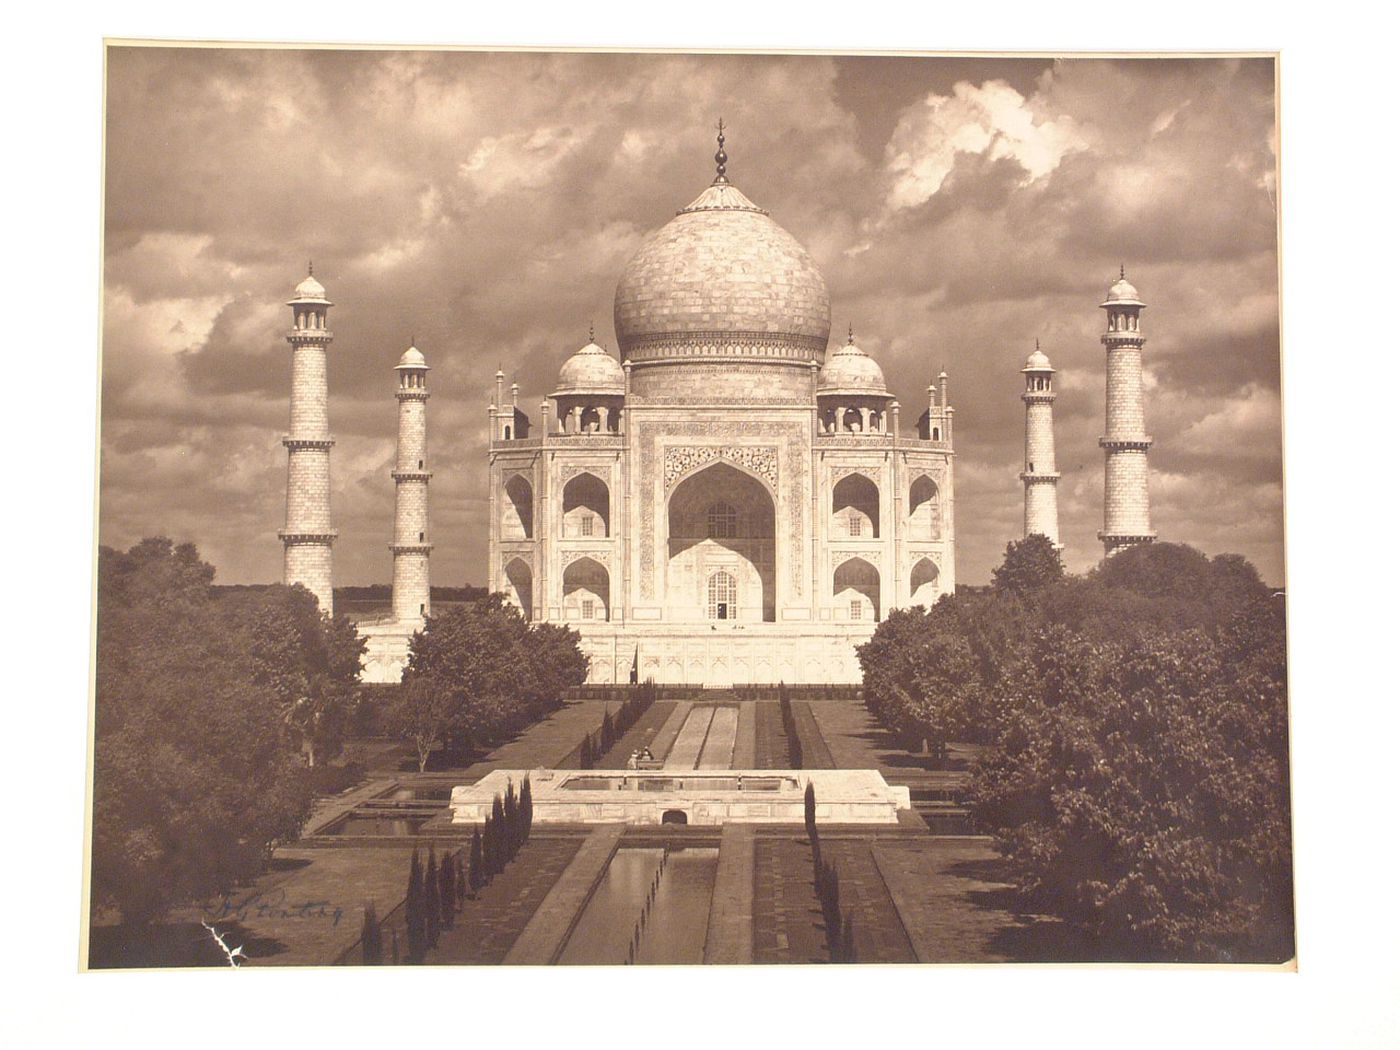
[283, 436, 336, 450]
[1019, 471, 1061, 482]
[391, 469, 433, 482]
[396, 389, 430, 402]
[1099, 436, 1153, 451]
[1021, 392, 1057, 405]
[280, 530, 338, 543]
[390, 542, 434, 554]
[286, 329, 334, 343]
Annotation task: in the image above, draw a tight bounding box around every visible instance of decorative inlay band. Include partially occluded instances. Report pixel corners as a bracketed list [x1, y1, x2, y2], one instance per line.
[392, 470, 432, 481]
[1098, 437, 1153, 451]
[832, 466, 883, 483]
[563, 550, 611, 569]
[623, 330, 827, 364]
[390, 543, 433, 554]
[396, 390, 430, 402]
[283, 437, 335, 450]
[664, 445, 779, 491]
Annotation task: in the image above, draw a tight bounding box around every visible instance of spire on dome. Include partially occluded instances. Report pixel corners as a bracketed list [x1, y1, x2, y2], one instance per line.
[713, 118, 728, 185]
[1120, 263, 1126, 280]
[847, 323, 855, 345]
[589, 320, 595, 343]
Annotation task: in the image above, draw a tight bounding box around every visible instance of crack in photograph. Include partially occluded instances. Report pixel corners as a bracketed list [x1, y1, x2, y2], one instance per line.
[87, 44, 1291, 968]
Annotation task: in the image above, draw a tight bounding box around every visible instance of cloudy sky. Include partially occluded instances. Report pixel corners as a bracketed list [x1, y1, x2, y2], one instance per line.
[100, 47, 1282, 588]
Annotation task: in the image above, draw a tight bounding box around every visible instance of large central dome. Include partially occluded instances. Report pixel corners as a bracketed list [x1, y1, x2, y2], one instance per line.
[613, 178, 831, 375]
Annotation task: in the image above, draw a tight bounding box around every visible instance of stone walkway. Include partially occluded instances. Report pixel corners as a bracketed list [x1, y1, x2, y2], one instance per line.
[422, 837, 584, 965]
[596, 701, 678, 768]
[503, 826, 624, 964]
[704, 824, 755, 964]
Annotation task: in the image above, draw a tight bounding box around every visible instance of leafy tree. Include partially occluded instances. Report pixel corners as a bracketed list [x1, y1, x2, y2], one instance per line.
[991, 533, 1064, 595]
[390, 678, 453, 773]
[970, 600, 1292, 961]
[398, 596, 587, 763]
[91, 539, 314, 924]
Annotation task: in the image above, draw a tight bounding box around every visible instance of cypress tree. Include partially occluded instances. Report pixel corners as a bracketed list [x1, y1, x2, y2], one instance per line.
[406, 848, 425, 963]
[495, 808, 506, 874]
[390, 926, 400, 965]
[469, 827, 484, 896]
[841, 912, 856, 964]
[439, 849, 456, 929]
[804, 781, 818, 844]
[456, 850, 468, 906]
[580, 734, 593, 770]
[424, 847, 441, 950]
[521, 776, 533, 843]
[602, 709, 615, 752]
[361, 901, 383, 965]
[504, 780, 518, 858]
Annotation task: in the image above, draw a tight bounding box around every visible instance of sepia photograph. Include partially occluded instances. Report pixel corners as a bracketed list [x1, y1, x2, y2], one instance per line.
[81, 43, 1298, 973]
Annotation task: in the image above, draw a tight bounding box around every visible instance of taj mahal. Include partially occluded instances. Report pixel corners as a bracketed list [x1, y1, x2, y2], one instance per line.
[280, 126, 1155, 686]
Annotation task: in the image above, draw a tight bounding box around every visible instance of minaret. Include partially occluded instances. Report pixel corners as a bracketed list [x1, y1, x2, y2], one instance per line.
[1020, 341, 1061, 548]
[280, 265, 336, 615]
[391, 342, 432, 622]
[1098, 268, 1156, 556]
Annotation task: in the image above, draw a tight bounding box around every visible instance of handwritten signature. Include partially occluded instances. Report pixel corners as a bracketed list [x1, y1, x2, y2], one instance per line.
[206, 888, 345, 927]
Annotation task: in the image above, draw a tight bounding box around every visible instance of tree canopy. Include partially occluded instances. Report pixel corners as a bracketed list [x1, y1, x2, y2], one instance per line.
[858, 538, 1291, 960]
[397, 594, 588, 761]
[92, 538, 364, 923]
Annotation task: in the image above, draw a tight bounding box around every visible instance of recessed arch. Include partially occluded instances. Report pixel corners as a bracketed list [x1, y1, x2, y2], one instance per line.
[666, 461, 775, 622]
[502, 474, 533, 540]
[562, 472, 610, 538]
[834, 556, 881, 621]
[832, 473, 880, 538]
[563, 556, 610, 621]
[908, 475, 940, 541]
[504, 558, 533, 621]
[910, 557, 940, 607]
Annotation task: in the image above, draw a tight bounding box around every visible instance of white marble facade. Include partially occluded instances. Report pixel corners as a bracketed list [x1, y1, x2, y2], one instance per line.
[487, 145, 955, 685]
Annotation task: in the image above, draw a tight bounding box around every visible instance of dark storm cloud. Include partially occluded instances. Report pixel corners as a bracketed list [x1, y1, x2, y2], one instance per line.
[99, 47, 1285, 587]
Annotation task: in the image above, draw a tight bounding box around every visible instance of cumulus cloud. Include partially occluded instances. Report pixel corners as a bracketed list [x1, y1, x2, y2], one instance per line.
[884, 80, 1089, 211]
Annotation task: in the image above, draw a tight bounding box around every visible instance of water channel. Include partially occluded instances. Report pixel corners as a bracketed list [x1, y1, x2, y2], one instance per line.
[557, 846, 719, 964]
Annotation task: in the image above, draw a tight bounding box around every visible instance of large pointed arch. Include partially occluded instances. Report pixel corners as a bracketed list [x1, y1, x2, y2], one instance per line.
[666, 461, 775, 622]
[562, 472, 609, 538]
[563, 556, 610, 621]
[834, 556, 881, 621]
[502, 474, 533, 539]
[910, 557, 939, 607]
[503, 557, 533, 621]
[833, 473, 880, 538]
[908, 474, 939, 540]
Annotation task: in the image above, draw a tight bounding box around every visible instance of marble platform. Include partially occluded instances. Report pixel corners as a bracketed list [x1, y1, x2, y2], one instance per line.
[450, 768, 911, 826]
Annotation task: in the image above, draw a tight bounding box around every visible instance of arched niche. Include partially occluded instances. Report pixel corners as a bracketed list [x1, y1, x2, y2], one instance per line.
[908, 475, 940, 540]
[910, 557, 939, 607]
[504, 558, 533, 621]
[666, 461, 775, 622]
[502, 474, 534, 539]
[563, 556, 610, 621]
[832, 473, 880, 538]
[562, 472, 610, 538]
[834, 556, 881, 621]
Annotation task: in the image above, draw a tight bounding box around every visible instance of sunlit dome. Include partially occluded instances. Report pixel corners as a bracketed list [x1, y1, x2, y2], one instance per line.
[397, 345, 427, 369]
[1024, 349, 1053, 371]
[818, 333, 889, 396]
[554, 340, 625, 396]
[1102, 270, 1144, 307]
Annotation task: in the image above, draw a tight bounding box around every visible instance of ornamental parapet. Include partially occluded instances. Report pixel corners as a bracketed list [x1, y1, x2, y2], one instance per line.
[1099, 436, 1154, 451]
[280, 530, 338, 543]
[286, 330, 334, 344]
[542, 434, 627, 449]
[392, 469, 433, 482]
[396, 389, 430, 402]
[490, 436, 544, 450]
[390, 542, 434, 554]
[624, 329, 827, 364]
[1099, 531, 1157, 545]
[283, 437, 336, 450]
[1021, 392, 1057, 404]
[1101, 333, 1146, 348]
[1019, 471, 1061, 482]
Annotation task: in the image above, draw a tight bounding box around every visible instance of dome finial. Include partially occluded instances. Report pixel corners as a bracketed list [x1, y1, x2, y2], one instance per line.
[847, 323, 854, 345]
[308, 260, 313, 277]
[1120, 263, 1126, 280]
[589, 320, 595, 343]
[713, 118, 728, 184]
[1035, 337, 1040, 351]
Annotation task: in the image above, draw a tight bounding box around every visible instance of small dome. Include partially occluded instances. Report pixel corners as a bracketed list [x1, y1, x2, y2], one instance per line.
[294, 274, 326, 298]
[553, 340, 625, 396]
[818, 335, 889, 396]
[1024, 349, 1053, 371]
[397, 345, 427, 369]
[1102, 271, 1144, 307]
